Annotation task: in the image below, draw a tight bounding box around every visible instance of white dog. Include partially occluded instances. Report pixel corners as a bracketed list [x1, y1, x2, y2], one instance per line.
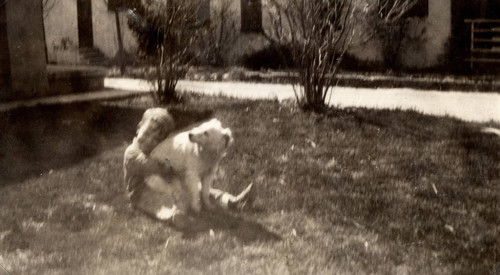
[150, 119, 234, 213]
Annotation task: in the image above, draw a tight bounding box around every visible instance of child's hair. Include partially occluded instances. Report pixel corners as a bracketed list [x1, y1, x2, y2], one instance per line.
[136, 108, 175, 154]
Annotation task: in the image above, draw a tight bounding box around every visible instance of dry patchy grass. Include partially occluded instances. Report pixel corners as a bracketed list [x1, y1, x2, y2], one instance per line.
[0, 94, 499, 274]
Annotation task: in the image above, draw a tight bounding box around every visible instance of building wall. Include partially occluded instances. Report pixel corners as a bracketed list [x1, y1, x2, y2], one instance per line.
[210, 0, 266, 65]
[42, 0, 452, 69]
[211, 0, 452, 69]
[399, 0, 452, 68]
[43, 0, 137, 64]
[5, 0, 49, 99]
[91, 0, 137, 58]
[349, 0, 452, 68]
[119, 11, 138, 54]
[210, 0, 269, 65]
[43, 0, 79, 64]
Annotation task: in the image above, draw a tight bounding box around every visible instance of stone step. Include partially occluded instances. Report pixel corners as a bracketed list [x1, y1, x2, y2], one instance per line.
[79, 47, 109, 66]
[46, 65, 107, 95]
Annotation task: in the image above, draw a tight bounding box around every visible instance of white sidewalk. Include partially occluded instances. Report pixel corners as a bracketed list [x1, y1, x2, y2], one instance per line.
[1, 78, 498, 123]
[105, 78, 500, 123]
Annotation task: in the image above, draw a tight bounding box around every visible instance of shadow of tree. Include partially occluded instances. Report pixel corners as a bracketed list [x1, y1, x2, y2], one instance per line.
[181, 211, 281, 244]
[0, 102, 213, 186]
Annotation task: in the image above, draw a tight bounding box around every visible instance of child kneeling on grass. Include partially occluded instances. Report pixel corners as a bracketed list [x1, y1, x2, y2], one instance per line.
[123, 108, 254, 227]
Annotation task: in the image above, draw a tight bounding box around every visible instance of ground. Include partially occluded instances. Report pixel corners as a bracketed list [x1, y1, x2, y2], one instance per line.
[0, 94, 499, 274]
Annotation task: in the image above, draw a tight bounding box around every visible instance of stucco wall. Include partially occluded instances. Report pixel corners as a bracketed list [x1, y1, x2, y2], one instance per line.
[215, 0, 452, 69]
[92, 0, 137, 58]
[43, 0, 137, 64]
[43, 0, 79, 64]
[399, 0, 452, 68]
[119, 12, 138, 54]
[6, 0, 49, 99]
[349, 0, 452, 68]
[210, 0, 270, 65]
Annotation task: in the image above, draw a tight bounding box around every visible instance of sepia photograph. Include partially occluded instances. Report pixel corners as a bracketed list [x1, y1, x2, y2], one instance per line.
[0, 0, 499, 274]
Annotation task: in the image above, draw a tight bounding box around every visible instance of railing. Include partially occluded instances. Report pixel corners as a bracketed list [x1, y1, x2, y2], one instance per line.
[465, 18, 500, 69]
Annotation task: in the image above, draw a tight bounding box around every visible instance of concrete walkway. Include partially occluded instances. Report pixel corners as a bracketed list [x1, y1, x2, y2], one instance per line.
[106, 78, 500, 123]
[1, 78, 499, 124]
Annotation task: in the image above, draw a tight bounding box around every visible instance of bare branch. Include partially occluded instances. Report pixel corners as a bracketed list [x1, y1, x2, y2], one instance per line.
[265, 0, 355, 111]
[375, 0, 417, 23]
[128, 0, 202, 103]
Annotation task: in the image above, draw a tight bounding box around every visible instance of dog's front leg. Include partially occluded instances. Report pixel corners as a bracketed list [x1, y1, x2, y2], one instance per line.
[201, 174, 215, 211]
[185, 171, 202, 213]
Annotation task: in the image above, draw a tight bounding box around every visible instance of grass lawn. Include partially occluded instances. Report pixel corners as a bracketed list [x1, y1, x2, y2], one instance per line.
[0, 94, 499, 274]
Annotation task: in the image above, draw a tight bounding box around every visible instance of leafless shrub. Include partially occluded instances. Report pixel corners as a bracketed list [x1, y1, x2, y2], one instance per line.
[196, 0, 237, 66]
[366, 0, 418, 68]
[129, 0, 201, 103]
[265, 0, 356, 112]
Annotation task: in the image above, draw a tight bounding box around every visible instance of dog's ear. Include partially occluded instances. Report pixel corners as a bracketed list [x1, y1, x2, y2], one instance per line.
[210, 118, 222, 127]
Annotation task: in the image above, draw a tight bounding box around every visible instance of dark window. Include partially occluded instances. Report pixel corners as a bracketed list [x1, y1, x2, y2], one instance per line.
[406, 0, 428, 18]
[241, 0, 262, 33]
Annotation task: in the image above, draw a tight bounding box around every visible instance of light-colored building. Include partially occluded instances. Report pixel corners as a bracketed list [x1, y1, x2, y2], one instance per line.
[207, 0, 270, 65]
[208, 0, 451, 68]
[41, 0, 500, 70]
[210, 0, 500, 70]
[350, 0, 451, 68]
[43, 0, 137, 65]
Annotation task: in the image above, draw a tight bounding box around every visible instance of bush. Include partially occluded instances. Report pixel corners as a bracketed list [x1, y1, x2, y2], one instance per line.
[242, 45, 295, 70]
[339, 53, 384, 73]
[266, 0, 355, 112]
[128, 0, 201, 104]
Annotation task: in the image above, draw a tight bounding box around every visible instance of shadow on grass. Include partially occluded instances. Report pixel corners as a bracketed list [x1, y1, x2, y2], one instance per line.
[0, 102, 213, 186]
[457, 125, 500, 186]
[180, 211, 281, 244]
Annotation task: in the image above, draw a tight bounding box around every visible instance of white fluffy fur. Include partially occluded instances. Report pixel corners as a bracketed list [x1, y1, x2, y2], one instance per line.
[150, 119, 233, 213]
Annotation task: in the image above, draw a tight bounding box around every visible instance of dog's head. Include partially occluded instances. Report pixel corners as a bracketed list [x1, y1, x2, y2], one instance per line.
[188, 119, 233, 155]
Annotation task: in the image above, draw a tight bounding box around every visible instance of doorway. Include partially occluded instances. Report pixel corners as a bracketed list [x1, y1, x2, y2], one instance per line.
[77, 0, 93, 48]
